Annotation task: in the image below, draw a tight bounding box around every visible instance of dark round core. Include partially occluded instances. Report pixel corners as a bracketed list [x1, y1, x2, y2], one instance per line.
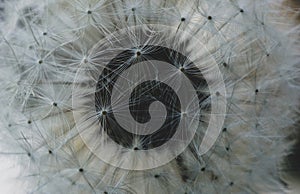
[95, 45, 209, 150]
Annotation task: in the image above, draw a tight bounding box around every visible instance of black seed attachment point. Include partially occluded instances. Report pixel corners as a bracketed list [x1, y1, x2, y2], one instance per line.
[181, 17, 185, 22]
[48, 150, 52, 154]
[87, 10, 92, 14]
[133, 147, 139, 150]
[226, 147, 229, 151]
[266, 53, 270, 57]
[104, 192, 108, 194]
[27, 120, 32, 124]
[52, 102, 57, 107]
[255, 89, 259, 94]
[216, 91, 220, 96]
[201, 167, 206, 171]
[211, 174, 218, 181]
[43, 32, 47, 36]
[79, 168, 84, 172]
[207, 16, 212, 20]
[136, 51, 141, 56]
[240, 9, 244, 13]
[8, 124, 12, 127]
[154, 174, 160, 178]
[38, 60, 43, 64]
[223, 62, 227, 67]
[222, 128, 227, 132]
[180, 67, 185, 72]
[102, 110, 107, 116]
[229, 182, 234, 186]
[131, 7, 136, 12]
[27, 153, 31, 157]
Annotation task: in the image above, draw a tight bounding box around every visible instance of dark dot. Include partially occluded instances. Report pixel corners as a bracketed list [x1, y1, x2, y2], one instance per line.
[154, 174, 160, 178]
[8, 124, 12, 127]
[207, 16, 212, 20]
[216, 91, 220, 96]
[27, 120, 32, 124]
[87, 10, 92, 14]
[133, 147, 139, 150]
[211, 174, 218, 181]
[222, 128, 227, 132]
[266, 53, 270, 57]
[43, 32, 47, 36]
[181, 17, 185, 22]
[131, 7, 135, 12]
[261, 22, 264, 26]
[240, 9, 244, 13]
[102, 110, 107, 116]
[201, 167, 206, 171]
[136, 51, 141, 56]
[29, 45, 33, 49]
[52, 102, 57, 107]
[27, 153, 31, 157]
[79, 168, 84, 172]
[229, 182, 234, 186]
[255, 89, 259, 94]
[223, 62, 228, 67]
[104, 192, 108, 194]
[38, 60, 43, 64]
[180, 67, 185, 72]
[226, 147, 229, 151]
[48, 150, 52, 154]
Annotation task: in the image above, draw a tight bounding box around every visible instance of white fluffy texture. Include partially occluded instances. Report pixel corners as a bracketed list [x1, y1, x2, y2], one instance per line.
[0, 0, 299, 193]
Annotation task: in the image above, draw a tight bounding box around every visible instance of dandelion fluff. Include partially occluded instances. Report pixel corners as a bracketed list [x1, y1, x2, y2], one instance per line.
[0, 0, 299, 193]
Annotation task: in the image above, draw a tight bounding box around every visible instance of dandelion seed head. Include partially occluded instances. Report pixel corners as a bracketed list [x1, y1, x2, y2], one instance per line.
[0, 0, 299, 193]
